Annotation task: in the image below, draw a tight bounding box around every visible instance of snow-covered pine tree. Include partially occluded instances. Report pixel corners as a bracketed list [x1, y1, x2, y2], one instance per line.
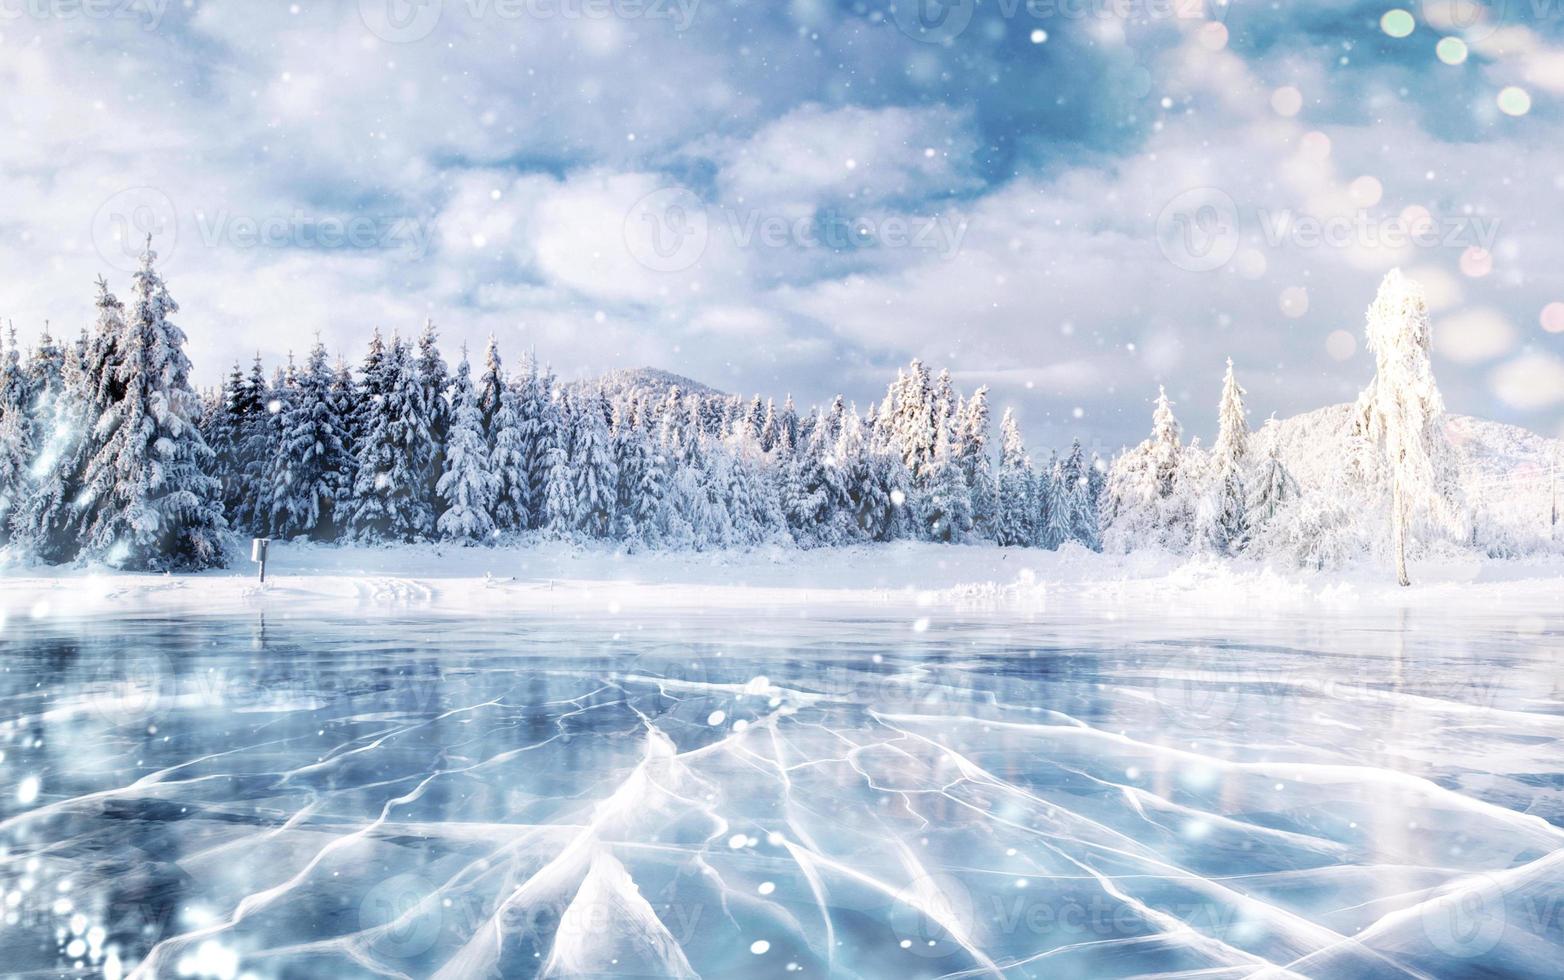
[610, 401, 651, 548]
[25, 327, 64, 408]
[783, 414, 834, 546]
[0, 330, 32, 534]
[77, 239, 227, 569]
[743, 396, 765, 442]
[760, 397, 779, 453]
[272, 340, 352, 539]
[476, 335, 506, 435]
[1062, 438, 1100, 550]
[920, 418, 971, 543]
[955, 386, 997, 541]
[1042, 454, 1072, 549]
[995, 409, 1036, 547]
[435, 351, 497, 543]
[1352, 268, 1460, 585]
[10, 286, 120, 560]
[1151, 385, 1181, 497]
[229, 354, 271, 534]
[416, 319, 450, 524]
[259, 358, 296, 536]
[488, 390, 529, 536]
[541, 404, 576, 542]
[1207, 358, 1250, 553]
[349, 333, 434, 542]
[1102, 387, 1187, 553]
[777, 395, 800, 456]
[719, 420, 782, 547]
[1248, 440, 1300, 527]
[202, 362, 244, 520]
[570, 389, 618, 537]
[887, 360, 938, 476]
[522, 360, 559, 531]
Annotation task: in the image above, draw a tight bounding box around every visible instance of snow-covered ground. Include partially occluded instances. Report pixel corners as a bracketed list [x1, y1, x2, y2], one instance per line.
[3, 540, 1561, 621]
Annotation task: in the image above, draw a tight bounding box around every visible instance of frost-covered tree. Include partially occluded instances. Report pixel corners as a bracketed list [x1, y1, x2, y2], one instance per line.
[612, 402, 661, 549]
[783, 416, 834, 546]
[0, 330, 34, 532]
[570, 389, 618, 537]
[522, 361, 561, 530]
[436, 352, 497, 543]
[1061, 439, 1099, 550]
[272, 341, 352, 539]
[349, 334, 434, 542]
[1206, 359, 1249, 553]
[258, 359, 296, 536]
[1352, 269, 1460, 586]
[488, 390, 529, 535]
[955, 386, 997, 541]
[920, 420, 971, 543]
[1151, 386, 1181, 497]
[229, 354, 272, 534]
[994, 409, 1035, 547]
[1248, 441, 1300, 527]
[1103, 387, 1187, 553]
[416, 319, 450, 520]
[10, 286, 121, 561]
[76, 240, 227, 569]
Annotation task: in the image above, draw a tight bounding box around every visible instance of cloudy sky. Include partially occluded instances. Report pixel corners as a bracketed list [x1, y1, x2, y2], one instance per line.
[1, 0, 1561, 447]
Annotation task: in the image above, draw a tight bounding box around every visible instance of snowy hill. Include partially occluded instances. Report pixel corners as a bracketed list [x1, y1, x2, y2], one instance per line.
[1251, 404, 1561, 557]
[574, 367, 726, 402]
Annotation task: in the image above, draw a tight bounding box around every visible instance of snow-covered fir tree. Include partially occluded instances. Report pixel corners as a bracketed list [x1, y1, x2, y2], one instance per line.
[920, 419, 971, 543]
[570, 388, 618, 537]
[1206, 359, 1250, 553]
[416, 319, 450, 522]
[76, 239, 226, 569]
[349, 333, 434, 542]
[955, 386, 997, 541]
[436, 351, 497, 543]
[272, 341, 352, 539]
[229, 354, 272, 534]
[994, 409, 1036, 547]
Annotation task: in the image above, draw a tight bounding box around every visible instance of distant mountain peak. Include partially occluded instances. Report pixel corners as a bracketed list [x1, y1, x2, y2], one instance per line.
[574, 367, 727, 401]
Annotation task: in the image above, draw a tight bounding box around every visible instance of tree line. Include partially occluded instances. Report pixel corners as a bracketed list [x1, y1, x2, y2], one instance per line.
[0, 242, 1110, 570]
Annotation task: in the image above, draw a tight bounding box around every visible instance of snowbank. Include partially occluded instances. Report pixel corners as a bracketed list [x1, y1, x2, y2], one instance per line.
[2, 540, 1560, 621]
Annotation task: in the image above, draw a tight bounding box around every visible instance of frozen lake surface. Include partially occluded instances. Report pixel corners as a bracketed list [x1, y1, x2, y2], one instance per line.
[2, 602, 1562, 978]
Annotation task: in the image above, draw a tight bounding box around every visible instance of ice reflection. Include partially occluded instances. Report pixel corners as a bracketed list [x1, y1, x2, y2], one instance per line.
[0, 605, 1561, 978]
